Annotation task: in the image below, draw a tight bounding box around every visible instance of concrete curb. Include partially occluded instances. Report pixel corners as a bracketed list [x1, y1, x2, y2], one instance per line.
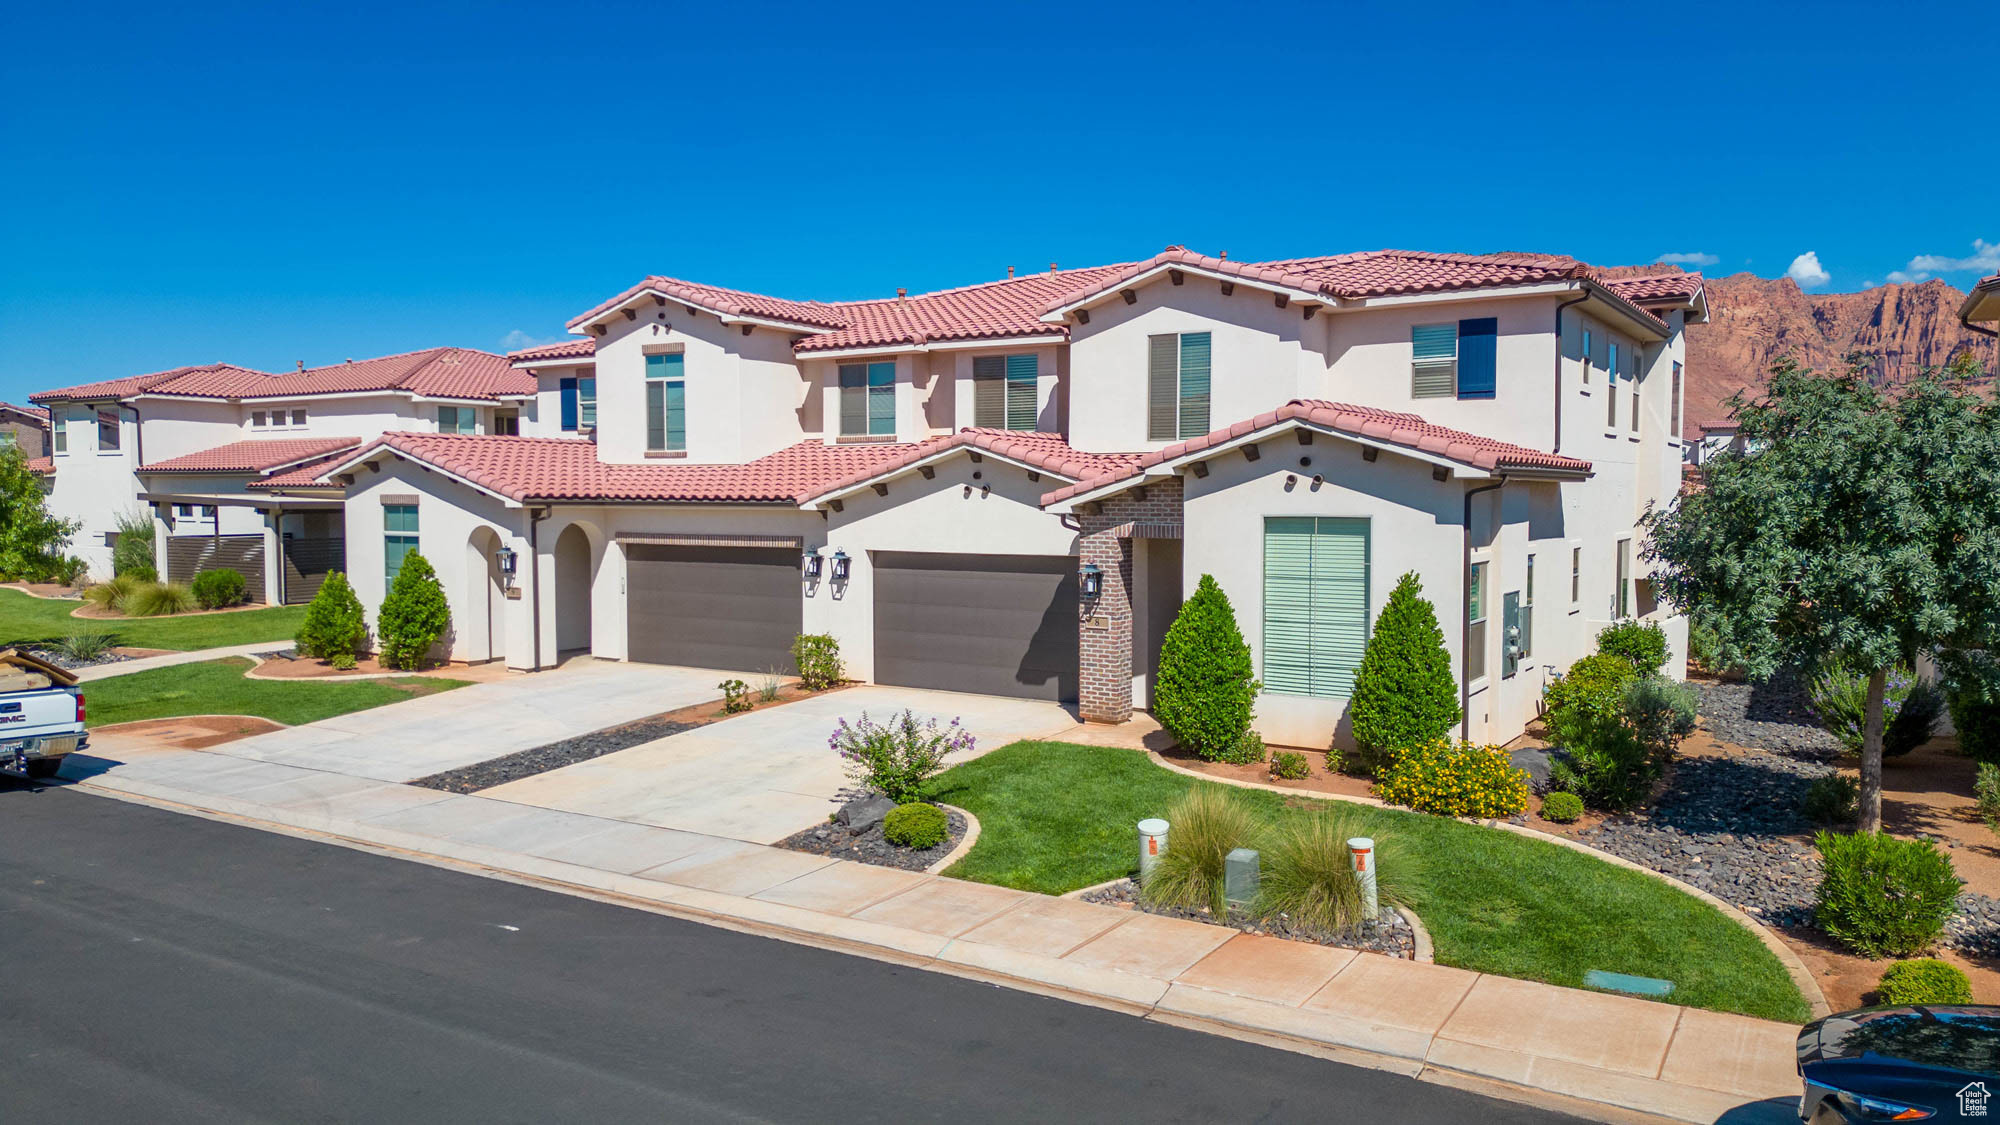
[1145, 748, 1830, 1018]
[925, 803, 981, 874]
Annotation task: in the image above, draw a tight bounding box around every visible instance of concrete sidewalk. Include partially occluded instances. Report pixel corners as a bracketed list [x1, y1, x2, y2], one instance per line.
[72, 641, 290, 682]
[59, 747, 1800, 1125]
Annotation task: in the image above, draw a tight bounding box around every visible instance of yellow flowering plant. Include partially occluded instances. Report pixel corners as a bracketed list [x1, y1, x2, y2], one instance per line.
[1373, 737, 1529, 819]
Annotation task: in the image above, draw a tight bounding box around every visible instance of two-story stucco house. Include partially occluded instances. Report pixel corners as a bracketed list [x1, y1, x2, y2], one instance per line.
[244, 246, 1701, 749]
[28, 348, 530, 600]
[1, 401, 51, 462]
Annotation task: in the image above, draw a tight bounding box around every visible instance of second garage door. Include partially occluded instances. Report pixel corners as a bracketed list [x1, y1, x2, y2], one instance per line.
[873, 552, 1078, 702]
[626, 544, 802, 673]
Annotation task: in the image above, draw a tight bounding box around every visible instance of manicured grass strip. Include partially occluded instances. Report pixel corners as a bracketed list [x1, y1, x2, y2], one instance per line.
[0, 588, 307, 652]
[85, 658, 469, 728]
[932, 741, 1810, 1023]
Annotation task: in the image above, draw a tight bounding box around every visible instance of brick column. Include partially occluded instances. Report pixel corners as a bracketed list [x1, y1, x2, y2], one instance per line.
[1076, 478, 1184, 724]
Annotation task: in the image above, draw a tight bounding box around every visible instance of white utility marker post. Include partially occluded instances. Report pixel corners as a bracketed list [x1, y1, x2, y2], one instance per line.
[1138, 818, 1169, 881]
[1348, 837, 1378, 921]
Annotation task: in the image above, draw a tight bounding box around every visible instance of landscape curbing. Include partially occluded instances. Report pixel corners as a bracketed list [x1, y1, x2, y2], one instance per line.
[925, 803, 981, 874]
[1144, 748, 1830, 1018]
[66, 763, 1805, 1125]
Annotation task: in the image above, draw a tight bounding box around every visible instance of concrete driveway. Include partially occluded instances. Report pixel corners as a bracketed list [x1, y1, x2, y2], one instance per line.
[198, 659, 727, 783]
[478, 686, 1077, 844]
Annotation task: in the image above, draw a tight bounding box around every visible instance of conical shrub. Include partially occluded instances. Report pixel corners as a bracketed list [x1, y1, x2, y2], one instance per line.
[1154, 574, 1259, 761]
[1348, 571, 1459, 775]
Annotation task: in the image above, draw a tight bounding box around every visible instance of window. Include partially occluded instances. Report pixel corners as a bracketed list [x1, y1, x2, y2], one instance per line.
[973, 354, 1039, 431]
[1467, 560, 1489, 681]
[1629, 348, 1641, 434]
[1581, 327, 1593, 385]
[53, 410, 66, 454]
[0, 431, 13, 449]
[292, 409, 307, 427]
[579, 377, 597, 429]
[1670, 361, 1683, 438]
[437, 406, 477, 434]
[839, 361, 896, 437]
[1571, 546, 1581, 603]
[202, 505, 216, 518]
[1523, 554, 1535, 657]
[645, 352, 686, 451]
[1147, 331, 1212, 440]
[384, 504, 419, 585]
[1262, 517, 1371, 697]
[251, 411, 267, 427]
[1615, 538, 1632, 619]
[175, 504, 192, 518]
[560, 378, 578, 430]
[1606, 341, 1620, 428]
[493, 410, 519, 436]
[1411, 318, 1497, 399]
[97, 407, 120, 451]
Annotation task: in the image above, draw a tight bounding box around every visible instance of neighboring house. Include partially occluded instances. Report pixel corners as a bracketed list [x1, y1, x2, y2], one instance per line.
[278, 247, 1702, 748]
[1964, 273, 2000, 337]
[27, 349, 530, 598]
[0, 401, 51, 459]
[1686, 419, 1746, 466]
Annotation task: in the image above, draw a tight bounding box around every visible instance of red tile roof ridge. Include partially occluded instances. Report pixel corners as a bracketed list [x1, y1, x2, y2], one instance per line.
[796, 427, 1145, 503]
[25, 456, 53, 474]
[567, 274, 848, 332]
[139, 435, 365, 473]
[507, 338, 596, 361]
[824, 261, 1147, 308]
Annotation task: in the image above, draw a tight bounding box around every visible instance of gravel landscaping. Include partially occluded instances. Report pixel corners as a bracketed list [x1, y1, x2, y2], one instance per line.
[24, 645, 130, 671]
[1080, 877, 1416, 959]
[410, 713, 700, 793]
[777, 804, 968, 872]
[1565, 674, 2000, 956]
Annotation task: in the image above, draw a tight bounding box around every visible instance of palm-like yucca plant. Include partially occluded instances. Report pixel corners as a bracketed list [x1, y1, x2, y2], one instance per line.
[1257, 809, 1422, 937]
[1141, 785, 1259, 916]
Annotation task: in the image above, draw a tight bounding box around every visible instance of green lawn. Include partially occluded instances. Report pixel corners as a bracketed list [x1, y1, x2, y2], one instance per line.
[0, 587, 307, 651]
[85, 658, 469, 728]
[932, 741, 1810, 1023]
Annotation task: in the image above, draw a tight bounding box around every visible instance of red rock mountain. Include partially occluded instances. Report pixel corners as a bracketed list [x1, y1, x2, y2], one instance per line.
[1600, 265, 1996, 427]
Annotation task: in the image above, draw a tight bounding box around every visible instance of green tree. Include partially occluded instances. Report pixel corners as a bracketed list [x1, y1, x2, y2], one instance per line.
[376, 552, 451, 670]
[1153, 574, 1259, 760]
[296, 570, 368, 661]
[1348, 571, 1460, 773]
[0, 447, 78, 581]
[1645, 353, 2000, 831]
[110, 509, 156, 579]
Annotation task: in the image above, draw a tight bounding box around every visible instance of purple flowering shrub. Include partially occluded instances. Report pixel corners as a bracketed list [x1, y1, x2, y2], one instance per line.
[830, 709, 974, 803]
[1807, 663, 1944, 758]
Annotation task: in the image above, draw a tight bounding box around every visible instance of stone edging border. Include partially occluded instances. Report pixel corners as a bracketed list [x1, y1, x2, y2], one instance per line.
[1145, 749, 1831, 1018]
[1058, 874, 1434, 964]
[91, 712, 294, 734]
[925, 803, 981, 874]
[1, 582, 83, 600]
[69, 599, 282, 621]
[241, 656, 474, 683]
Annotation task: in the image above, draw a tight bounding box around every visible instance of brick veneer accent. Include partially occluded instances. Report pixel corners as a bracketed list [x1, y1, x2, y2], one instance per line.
[1076, 476, 1184, 723]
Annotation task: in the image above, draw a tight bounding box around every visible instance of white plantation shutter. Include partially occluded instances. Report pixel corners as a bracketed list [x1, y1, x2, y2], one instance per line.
[1263, 517, 1371, 698]
[1177, 331, 1211, 438]
[1148, 334, 1179, 441]
[1412, 324, 1457, 398]
[1005, 354, 1038, 431]
[972, 355, 1006, 428]
[1262, 518, 1317, 695]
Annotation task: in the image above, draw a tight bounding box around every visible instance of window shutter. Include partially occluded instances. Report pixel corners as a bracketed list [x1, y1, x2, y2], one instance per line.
[838, 365, 866, 435]
[665, 381, 686, 450]
[646, 382, 666, 450]
[1262, 518, 1316, 695]
[972, 355, 1005, 428]
[559, 379, 577, 431]
[1005, 354, 1038, 431]
[867, 362, 896, 435]
[1147, 334, 1178, 441]
[1455, 318, 1497, 399]
[1177, 331, 1211, 439]
[1411, 324, 1457, 398]
[1308, 518, 1370, 698]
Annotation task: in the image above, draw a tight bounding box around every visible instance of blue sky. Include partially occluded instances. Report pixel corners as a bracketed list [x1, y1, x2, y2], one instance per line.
[2, 0, 1994, 404]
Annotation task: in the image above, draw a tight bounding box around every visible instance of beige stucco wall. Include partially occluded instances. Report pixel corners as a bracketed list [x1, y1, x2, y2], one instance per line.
[590, 309, 809, 464]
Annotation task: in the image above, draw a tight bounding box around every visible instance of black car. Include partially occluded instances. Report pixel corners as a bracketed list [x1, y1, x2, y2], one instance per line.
[1797, 1005, 2000, 1122]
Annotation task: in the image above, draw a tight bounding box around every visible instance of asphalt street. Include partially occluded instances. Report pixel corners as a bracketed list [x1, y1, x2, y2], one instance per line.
[0, 783, 1586, 1123]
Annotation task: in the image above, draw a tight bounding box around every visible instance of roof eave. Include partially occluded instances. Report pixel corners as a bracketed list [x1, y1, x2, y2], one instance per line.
[798, 443, 1082, 509]
[1038, 261, 1329, 324]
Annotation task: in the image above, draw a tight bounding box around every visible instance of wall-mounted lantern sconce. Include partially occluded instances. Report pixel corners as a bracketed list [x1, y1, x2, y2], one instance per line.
[1079, 563, 1103, 600]
[831, 549, 851, 583]
[495, 546, 518, 577]
[802, 549, 823, 580]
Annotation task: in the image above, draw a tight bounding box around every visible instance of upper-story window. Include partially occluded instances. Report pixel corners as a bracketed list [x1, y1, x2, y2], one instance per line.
[1629, 348, 1641, 434]
[493, 410, 519, 436]
[645, 353, 686, 452]
[291, 408, 307, 427]
[1147, 331, 1211, 441]
[559, 376, 597, 432]
[1605, 341, 1621, 428]
[52, 411, 66, 454]
[1411, 319, 1497, 400]
[1581, 327, 1594, 385]
[1670, 362, 1683, 438]
[973, 354, 1038, 431]
[839, 361, 896, 437]
[97, 407, 120, 451]
[438, 406, 477, 434]
[251, 411, 267, 428]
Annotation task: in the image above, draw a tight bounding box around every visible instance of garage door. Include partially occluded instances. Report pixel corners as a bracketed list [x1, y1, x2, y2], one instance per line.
[873, 552, 1078, 702]
[626, 545, 802, 673]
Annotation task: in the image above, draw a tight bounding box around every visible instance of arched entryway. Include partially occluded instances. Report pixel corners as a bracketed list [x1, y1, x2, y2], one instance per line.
[553, 523, 594, 656]
[466, 526, 508, 663]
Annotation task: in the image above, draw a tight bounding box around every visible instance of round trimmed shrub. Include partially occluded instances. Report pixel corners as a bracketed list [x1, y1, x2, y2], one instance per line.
[1154, 574, 1259, 762]
[1596, 620, 1670, 676]
[377, 551, 451, 670]
[882, 802, 948, 849]
[1540, 791, 1584, 824]
[1271, 750, 1309, 781]
[1374, 737, 1529, 819]
[1814, 831, 1961, 958]
[191, 567, 246, 610]
[297, 571, 368, 662]
[1877, 958, 1973, 1005]
[1348, 572, 1460, 776]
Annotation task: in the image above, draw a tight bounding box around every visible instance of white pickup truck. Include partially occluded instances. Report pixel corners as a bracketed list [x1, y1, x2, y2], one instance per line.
[0, 649, 87, 781]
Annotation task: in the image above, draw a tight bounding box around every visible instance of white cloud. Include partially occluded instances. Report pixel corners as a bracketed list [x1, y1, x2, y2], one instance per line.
[499, 329, 557, 352]
[1884, 238, 2000, 284]
[1655, 252, 1719, 267]
[1861, 280, 1877, 290]
[1786, 251, 1831, 289]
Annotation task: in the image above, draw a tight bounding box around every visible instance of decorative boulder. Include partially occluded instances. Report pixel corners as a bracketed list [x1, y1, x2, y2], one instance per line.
[836, 794, 898, 834]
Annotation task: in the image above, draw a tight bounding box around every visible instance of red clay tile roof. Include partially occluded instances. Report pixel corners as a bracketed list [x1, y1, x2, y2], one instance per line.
[25, 456, 53, 475]
[1041, 400, 1592, 506]
[341, 433, 950, 504]
[1695, 418, 1740, 434]
[795, 265, 1139, 353]
[140, 436, 363, 474]
[508, 339, 596, 363]
[31, 349, 530, 404]
[247, 450, 355, 490]
[798, 429, 1145, 503]
[0, 401, 49, 424]
[568, 276, 848, 333]
[1603, 273, 1706, 302]
[1964, 273, 2000, 323]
